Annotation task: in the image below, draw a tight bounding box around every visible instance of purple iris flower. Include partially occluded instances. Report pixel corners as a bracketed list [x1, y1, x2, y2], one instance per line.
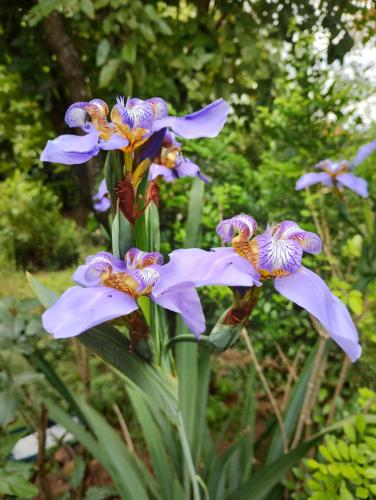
[42, 248, 205, 339]
[295, 140, 376, 198]
[154, 214, 361, 362]
[40, 96, 230, 165]
[148, 131, 209, 183]
[93, 179, 111, 212]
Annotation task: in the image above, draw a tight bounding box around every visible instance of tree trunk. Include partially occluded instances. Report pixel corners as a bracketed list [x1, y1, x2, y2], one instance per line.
[42, 11, 103, 224]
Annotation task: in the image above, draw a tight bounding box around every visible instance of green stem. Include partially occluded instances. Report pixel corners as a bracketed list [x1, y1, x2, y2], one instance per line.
[124, 151, 133, 173]
[165, 334, 211, 351]
[177, 412, 201, 500]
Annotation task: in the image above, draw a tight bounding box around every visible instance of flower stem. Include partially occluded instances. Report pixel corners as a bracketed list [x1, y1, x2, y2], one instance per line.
[241, 328, 288, 453]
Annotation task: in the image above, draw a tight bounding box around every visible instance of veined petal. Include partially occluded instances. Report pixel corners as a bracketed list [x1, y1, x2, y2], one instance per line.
[122, 98, 154, 129]
[40, 131, 100, 165]
[274, 267, 361, 362]
[126, 248, 164, 269]
[152, 99, 230, 139]
[295, 172, 333, 190]
[146, 97, 168, 119]
[74, 252, 127, 287]
[42, 286, 138, 338]
[127, 267, 160, 294]
[256, 229, 303, 274]
[336, 173, 368, 198]
[273, 221, 322, 254]
[153, 247, 261, 296]
[65, 99, 109, 128]
[216, 214, 257, 243]
[352, 140, 376, 167]
[152, 288, 205, 338]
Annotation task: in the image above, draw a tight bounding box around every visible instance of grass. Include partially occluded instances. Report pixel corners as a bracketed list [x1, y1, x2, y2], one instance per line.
[2, 267, 76, 299]
[2, 242, 103, 299]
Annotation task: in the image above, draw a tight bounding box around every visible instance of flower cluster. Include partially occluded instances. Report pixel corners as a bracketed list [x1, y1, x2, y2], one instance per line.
[40, 94, 368, 364]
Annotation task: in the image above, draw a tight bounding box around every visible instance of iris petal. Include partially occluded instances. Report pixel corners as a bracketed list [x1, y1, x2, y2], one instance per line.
[153, 247, 261, 296]
[295, 172, 333, 190]
[216, 214, 257, 243]
[152, 289, 206, 338]
[40, 132, 100, 165]
[152, 99, 230, 139]
[336, 173, 368, 198]
[274, 267, 361, 362]
[256, 229, 303, 274]
[42, 286, 138, 338]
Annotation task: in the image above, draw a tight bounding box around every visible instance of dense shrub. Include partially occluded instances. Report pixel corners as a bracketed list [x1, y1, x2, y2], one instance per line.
[0, 172, 80, 270]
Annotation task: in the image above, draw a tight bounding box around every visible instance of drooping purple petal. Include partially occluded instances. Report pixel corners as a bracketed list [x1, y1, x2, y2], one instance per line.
[295, 172, 333, 190]
[351, 140, 376, 167]
[94, 196, 111, 212]
[42, 286, 138, 339]
[256, 228, 303, 274]
[93, 179, 111, 212]
[95, 179, 108, 199]
[148, 164, 176, 182]
[40, 131, 100, 164]
[73, 252, 127, 287]
[148, 157, 206, 183]
[216, 214, 257, 243]
[274, 267, 361, 362]
[153, 247, 261, 296]
[152, 289, 205, 338]
[176, 157, 202, 178]
[152, 99, 230, 139]
[336, 173, 368, 198]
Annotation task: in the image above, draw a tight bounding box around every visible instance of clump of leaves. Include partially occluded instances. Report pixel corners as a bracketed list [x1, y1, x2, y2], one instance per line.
[0, 171, 80, 270]
[291, 387, 376, 499]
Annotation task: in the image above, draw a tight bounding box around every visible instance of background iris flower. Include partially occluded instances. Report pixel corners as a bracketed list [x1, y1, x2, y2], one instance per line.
[148, 131, 209, 183]
[295, 140, 376, 197]
[93, 179, 111, 212]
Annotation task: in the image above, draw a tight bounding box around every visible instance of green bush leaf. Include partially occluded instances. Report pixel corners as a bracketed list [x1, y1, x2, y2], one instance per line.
[99, 59, 120, 88]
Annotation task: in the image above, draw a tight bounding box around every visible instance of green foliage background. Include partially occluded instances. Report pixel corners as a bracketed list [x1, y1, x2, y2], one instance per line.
[0, 1, 376, 498]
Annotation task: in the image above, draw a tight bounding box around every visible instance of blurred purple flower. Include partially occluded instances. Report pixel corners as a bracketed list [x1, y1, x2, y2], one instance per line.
[41, 96, 230, 165]
[42, 249, 205, 339]
[93, 179, 111, 212]
[154, 214, 361, 362]
[295, 140, 376, 198]
[148, 131, 209, 183]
